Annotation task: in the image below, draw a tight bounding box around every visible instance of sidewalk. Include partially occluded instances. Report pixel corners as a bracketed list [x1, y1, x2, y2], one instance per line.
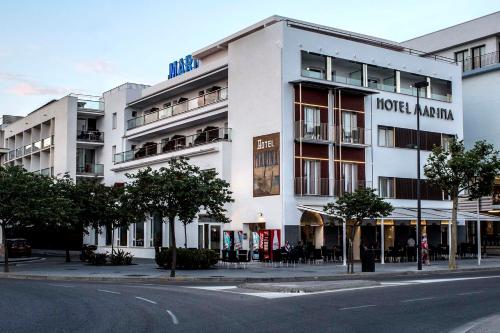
[1, 256, 500, 283]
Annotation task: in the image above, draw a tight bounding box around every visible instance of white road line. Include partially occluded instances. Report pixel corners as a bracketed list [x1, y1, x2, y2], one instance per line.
[187, 286, 238, 291]
[166, 310, 179, 325]
[97, 289, 121, 295]
[404, 275, 500, 284]
[457, 291, 483, 296]
[48, 284, 74, 288]
[135, 296, 157, 304]
[401, 296, 436, 303]
[339, 305, 376, 311]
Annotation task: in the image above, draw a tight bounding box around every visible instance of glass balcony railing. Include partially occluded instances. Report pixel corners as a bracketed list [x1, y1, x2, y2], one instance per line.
[294, 178, 372, 197]
[33, 140, 42, 152]
[337, 126, 368, 145]
[114, 127, 231, 164]
[42, 136, 54, 148]
[24, 144, 32, 155]
[76, 130, 104, 142]
[15, 148, 23, 158]
[294, 121, 333, 141]
[462, 51, 500, 72]
[40, 167, 54, 177]
[127, 87, 228, 130]
[8, 150, 15, 160]
[76, 163, 104, 176]
[77, 99, 104, 112]
[7, 136, 54, 160]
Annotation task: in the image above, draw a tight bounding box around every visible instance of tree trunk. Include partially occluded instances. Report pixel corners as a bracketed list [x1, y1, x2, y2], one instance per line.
[111, 225, 115, 255]
[184, 223, 187, 249]
[348, 224, 357, 274]
[449, 195, 458, 269]
[169, 217, 177, 277]
[2, 225, 9, 273]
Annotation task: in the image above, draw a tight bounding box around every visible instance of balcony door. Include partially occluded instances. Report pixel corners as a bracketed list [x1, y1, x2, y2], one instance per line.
[304, 160, 321, 195]
[472, 45, 485, 69]
[342, 112, 357, 143]
[76, 148, 95, 173]
[342, 163, 358, 193]
[304, 107, 321, 139]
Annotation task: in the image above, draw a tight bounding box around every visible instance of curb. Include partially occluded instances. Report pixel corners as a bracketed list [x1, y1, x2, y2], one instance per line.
[1, 265, 500, 284]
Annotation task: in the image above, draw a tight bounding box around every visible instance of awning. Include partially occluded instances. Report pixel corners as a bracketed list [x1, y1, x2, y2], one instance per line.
[297, 205, 500, 222]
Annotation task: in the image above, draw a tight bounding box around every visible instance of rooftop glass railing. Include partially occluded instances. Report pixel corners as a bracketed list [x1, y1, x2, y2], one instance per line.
[77, 99, 104, 112]
[127, 87, 228, 130]
[114, 127, 231, 164]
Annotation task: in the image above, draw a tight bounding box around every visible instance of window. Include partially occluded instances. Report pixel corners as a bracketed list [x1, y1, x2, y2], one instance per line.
[112, 145, 116, 162]
[342, 163, 358, 193]
[133, 222, 144, 247]
[341, 112, 358, 143]
[471, 45, 486, 69]
[366, 65, 396, 92]
[430, 78, 452, 102]
[119, 227, 128, 247]
[455, 50, 468, 71]
[441, 134, 455, 151]
[304, 160, 321, 195]
[105, 224, 112, 246]
[399, 71, 428, 97]
[331, 58, 363, 86]
[378, 126, 394, 147]
[112, 112, 117, 129]
[304, 107, 321, 139]
[301, 51, 327, 80]
[379, 177, 395, 198]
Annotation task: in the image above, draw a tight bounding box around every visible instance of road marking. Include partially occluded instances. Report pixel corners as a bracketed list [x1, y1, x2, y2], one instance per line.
[187, 286, 238, 291]
[97, 289, 121, 295]
[401, 297, 436, 303]
[339, 305, 376, 311]
[166, 310, 179, 325]
[457, 291, 483, 296]
[48, 284, 74, 288]
[135, 296, 157, 304]
[405, 275, 500, 284]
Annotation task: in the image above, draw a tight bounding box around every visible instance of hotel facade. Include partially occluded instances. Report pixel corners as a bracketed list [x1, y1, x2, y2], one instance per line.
[2, 16, 472, 259]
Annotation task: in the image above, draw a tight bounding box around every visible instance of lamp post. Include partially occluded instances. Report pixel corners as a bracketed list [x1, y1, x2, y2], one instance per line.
[414, 80, 429, 271]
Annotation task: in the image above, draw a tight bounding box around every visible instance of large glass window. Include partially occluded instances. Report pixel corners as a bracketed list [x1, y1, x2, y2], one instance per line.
[105, 224, 112, 246]
[341, 112, 358, 143]
[441, 134, 455, 151]
[399, 72, 428, 97]
[119, 227, 128, 247]
[303, 107, 321, 139]
[331, 58, 363, 86]
[455, 50, 468, 71]
[430, 78, 452, 102]
[301, 51, 327, 80]
[304, 160, 321, 195]
[378, 126, 394, 147]
[210, 225, 221, 252]
[379, 177, 395, 198]
[472, 45, 486, 69]
[133, 222, 144, 247]
[367, 65, 396, 92]
[342, 163, 358, 193]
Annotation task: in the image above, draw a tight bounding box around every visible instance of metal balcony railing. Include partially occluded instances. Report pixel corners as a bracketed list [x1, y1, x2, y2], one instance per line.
[114, 127, 231, 164]
[76, 163, 104, 176]
[76, 130, 104, 142]
[294, 121, 333, 141]
[462, 51, 500, 72]
[127, 87, 228, 130]
[294, 178, 372, 197]
[336, 126, 368, 145]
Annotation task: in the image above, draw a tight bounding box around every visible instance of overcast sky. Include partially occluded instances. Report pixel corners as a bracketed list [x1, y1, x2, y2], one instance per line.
[1, 0, 499, 117]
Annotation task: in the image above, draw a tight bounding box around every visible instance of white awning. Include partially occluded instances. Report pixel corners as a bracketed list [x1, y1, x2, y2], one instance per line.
[297, 205, 500, 222]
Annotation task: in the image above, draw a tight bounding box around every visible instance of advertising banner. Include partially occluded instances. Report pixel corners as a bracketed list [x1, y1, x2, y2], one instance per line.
[253, 133, 280, 197]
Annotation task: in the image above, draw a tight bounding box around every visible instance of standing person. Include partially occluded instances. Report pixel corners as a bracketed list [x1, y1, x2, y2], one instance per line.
[407, 236, 416, 261]
[284, 240, 291, 253]
[421, 234, 430, 266]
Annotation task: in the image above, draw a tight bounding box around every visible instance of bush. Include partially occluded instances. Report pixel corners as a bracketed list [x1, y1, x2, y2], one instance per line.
[156, 248, 219, 269]
[89, 252, 108, 266]
[110, 249, 134, 265]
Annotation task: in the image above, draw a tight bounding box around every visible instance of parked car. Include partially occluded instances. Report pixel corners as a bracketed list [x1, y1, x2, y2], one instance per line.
[6, 238, 32, 257]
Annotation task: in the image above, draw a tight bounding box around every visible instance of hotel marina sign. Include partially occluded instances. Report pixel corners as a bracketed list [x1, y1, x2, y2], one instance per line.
[376, 98, 454, 121]
[168, 55, 199, 79]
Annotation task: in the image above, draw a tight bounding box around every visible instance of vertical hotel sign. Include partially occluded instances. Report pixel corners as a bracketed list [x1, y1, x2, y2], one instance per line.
[253, 133, 280, 197]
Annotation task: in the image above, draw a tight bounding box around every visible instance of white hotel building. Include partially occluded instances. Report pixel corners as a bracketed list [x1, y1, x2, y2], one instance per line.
[2, 16, 477, 259]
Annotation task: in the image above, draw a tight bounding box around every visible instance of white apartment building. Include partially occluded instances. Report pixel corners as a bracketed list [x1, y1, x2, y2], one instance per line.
[79, 16, 468, 260]
[402, 11, 500, 250]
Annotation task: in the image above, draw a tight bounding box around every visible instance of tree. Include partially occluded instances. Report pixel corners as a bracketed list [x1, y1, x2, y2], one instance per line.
[324, 187, 393, 274]
[76, 181, 141, 254]
[0, 165, 47, 272]
[126, 157, 233, 277]
[40, 175, 81, 263]
[424, 139, 500, 269]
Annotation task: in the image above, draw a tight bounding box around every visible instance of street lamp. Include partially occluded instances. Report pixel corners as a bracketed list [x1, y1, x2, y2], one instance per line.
[414, 80, 429, 271]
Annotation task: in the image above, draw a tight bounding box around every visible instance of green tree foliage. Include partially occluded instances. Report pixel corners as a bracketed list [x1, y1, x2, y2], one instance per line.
[126, 157, 233, 277]
[324, 187, 393, 274]
[424, 139, 500, 269]
[0, 165, 48, 272]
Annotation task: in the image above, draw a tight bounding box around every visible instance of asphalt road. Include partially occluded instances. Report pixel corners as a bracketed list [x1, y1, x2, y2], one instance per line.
[2, 270, 500, 333]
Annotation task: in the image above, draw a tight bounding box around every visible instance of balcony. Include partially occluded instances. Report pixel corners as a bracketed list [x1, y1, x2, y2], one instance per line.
[77, 98, 104, 113]
[76, 130, 104, 143]
[127, 87, 228, 130]
[462, 51, 500, 72]
[336, 126, 370, 146]
[114, 127, 231, 164]
[294, 121, 333, 143]
[76, 163, 104, 177]
[295, 178, 372, 197]
[40, 167, 54, 177]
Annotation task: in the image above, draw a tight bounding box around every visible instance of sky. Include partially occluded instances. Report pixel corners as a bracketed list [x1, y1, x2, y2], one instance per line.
[1, 0, 499, 117]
